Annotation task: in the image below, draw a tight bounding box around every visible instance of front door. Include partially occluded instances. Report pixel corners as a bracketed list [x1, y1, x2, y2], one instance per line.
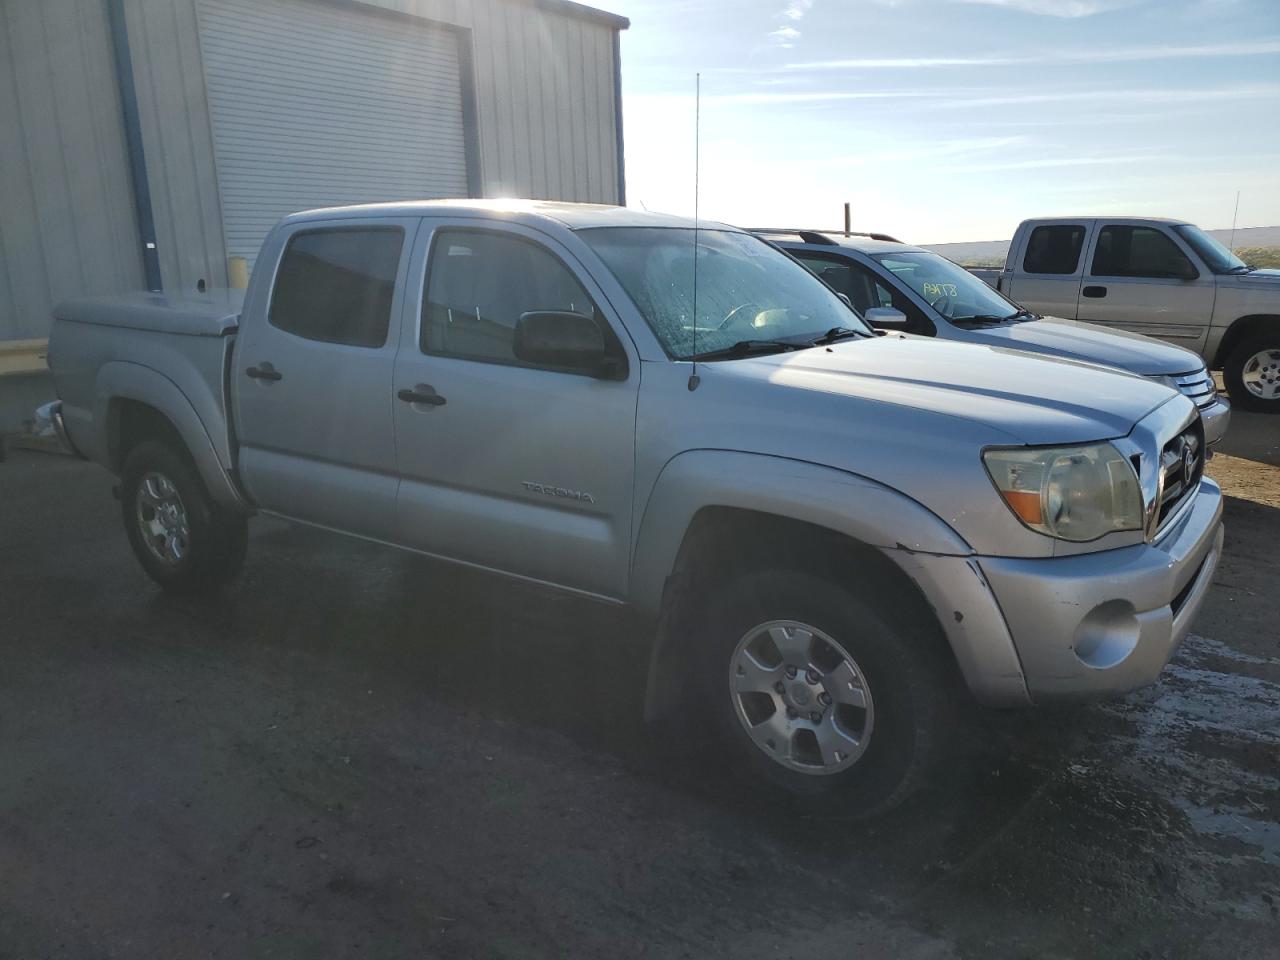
[1076, 223, 1217, 353]
[391, 221, 640, 599]
[233, 217, 417, 540]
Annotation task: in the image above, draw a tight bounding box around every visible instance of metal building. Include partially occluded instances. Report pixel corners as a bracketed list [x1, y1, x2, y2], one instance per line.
[0, 0, 629, 352]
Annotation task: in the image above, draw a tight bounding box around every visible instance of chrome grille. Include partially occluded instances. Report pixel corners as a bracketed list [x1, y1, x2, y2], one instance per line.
[1169, 367, 1217, 410]
[1156, 417, 1204, 531]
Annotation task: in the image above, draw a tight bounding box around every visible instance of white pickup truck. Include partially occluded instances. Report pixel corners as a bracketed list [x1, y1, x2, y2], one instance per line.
[977, 217, 1280, 412]
[37, 200, 1223, 815]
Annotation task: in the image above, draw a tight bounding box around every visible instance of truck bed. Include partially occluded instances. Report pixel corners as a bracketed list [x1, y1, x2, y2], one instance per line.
[48, 291, 244, 501]
[53, 290, 243, 337]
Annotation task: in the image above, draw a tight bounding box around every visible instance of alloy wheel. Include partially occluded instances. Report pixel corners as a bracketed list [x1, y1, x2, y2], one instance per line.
[729, 619, 875, 776]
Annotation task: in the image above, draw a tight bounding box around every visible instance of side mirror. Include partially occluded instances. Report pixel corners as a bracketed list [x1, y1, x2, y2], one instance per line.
[513, 311, 624, 379]
[864, 306, 909, 327]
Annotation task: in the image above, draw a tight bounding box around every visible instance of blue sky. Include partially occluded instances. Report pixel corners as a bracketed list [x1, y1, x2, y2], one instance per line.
[613, 0, 1280, 242]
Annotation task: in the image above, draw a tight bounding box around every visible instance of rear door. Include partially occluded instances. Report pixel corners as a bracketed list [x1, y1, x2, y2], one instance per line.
[391, 221, 640, 599]
[233, 217, 417, 540]
[1006, 221, 1090, 319]
[1075, 223, 1217, 351]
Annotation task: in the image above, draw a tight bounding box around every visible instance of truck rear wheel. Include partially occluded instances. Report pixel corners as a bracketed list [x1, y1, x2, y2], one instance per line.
[121, 441, 247, 593]
[1223, 333, 1280, 412]
[697, 568, 949, 817]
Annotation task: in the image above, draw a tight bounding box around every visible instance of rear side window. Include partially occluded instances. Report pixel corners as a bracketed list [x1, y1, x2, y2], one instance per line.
[422, 229, 595, 365]
[1091, 225, 1195, 279]
[1023, 225, 1084, 274]
[269, 227, 404, 347]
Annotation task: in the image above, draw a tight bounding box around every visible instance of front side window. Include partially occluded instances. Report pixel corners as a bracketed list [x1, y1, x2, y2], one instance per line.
[869, 251, 1025, 326]
[1023, 225, 1084, 275]
[1091, 225, 1196, 279]
[269, 227, 403, 347]
[578, 228, 866, 359]
[423, 230, 595, 365]
[795, 254, 932, 334]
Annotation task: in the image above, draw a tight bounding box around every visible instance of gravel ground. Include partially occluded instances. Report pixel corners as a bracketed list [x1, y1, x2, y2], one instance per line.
[0, 411, 1277, 959]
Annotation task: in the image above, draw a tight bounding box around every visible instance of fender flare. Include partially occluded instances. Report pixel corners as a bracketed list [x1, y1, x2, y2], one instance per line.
[629, 449, 973, 618]
[94, 362, 247, 511]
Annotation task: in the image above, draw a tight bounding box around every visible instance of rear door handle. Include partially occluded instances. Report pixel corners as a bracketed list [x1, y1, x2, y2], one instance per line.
[1082, 285, 1107, 298]
[246, 363, 283, 381]
[398, 385, 446, 407]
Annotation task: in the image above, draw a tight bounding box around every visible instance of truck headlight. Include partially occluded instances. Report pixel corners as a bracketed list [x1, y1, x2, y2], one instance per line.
[983, 443, 1144, 542]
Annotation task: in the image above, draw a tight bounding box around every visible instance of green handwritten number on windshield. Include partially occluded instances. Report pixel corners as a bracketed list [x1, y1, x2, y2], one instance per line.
[922, 282, 958, 299]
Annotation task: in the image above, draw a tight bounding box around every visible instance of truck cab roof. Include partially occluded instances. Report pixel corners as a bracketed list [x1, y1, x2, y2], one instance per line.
[280, 199, 733, 233]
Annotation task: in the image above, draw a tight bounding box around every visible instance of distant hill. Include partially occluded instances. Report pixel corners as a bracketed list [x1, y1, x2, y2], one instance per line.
[924, 225, 1280, 267]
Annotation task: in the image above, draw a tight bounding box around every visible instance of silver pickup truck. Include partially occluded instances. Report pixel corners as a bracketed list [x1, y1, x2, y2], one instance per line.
[978, 217, 1280, 413]
[40, 200, 1224, 814]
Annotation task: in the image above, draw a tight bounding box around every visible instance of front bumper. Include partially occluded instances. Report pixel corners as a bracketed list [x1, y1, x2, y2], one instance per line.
[894, 477, 1223, 707]
[1200, 396, 1230, 447]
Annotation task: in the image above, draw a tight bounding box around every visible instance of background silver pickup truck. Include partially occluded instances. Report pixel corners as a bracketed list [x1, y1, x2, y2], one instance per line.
[42, 200, 1224, 815]
[977, 216, 1280, 413]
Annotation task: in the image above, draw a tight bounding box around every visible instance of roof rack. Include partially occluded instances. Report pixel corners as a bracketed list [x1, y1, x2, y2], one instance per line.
[749, 228, 903, 244]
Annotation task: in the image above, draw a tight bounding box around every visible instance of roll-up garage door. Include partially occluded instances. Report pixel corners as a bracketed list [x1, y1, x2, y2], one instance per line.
[197, 0, 470, 268]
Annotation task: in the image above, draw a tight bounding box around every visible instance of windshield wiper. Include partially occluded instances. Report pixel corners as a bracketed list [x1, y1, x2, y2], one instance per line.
[809, 326, 868, 345]
[687, 339, 804, 361]
[952, 312, 1033, 328]
[1225, 264, 1254, 274]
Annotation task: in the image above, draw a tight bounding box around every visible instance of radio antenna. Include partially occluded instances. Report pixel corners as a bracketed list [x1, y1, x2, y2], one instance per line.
[688, 72, 702, 392]
[1229, 190, 1241, 253]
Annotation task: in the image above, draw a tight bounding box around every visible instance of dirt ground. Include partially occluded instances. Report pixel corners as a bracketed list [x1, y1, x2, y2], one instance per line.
[1, 411, 1277, 959]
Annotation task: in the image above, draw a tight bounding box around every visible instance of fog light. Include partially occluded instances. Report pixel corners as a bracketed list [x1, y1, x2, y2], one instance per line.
[1072, 600, 1140, 669]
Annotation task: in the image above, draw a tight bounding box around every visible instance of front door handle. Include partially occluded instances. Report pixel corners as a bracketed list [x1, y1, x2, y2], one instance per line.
[246, 363, 283, 381]
[1082, 285, 1108, 299]
[398, 385, 447, 407]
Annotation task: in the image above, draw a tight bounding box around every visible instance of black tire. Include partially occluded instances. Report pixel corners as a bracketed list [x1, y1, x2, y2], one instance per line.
[1223, 333, 1280, 413]
[696, 568, 951, 817]
[120, 440, 248, 593]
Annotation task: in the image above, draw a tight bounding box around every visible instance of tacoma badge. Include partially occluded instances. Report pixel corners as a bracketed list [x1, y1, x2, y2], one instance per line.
[521, 481, 595, 505]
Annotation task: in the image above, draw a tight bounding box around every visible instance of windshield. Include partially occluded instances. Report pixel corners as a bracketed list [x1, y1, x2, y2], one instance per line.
[578, 227, 869, 358]
[1173, 224, 1248, 274]
[869, 250, 1027, 324]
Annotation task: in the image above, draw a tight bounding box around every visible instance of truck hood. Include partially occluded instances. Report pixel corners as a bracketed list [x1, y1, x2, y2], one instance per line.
[721, 335, 1176, 445]
[1216, 267, 1280, 290]
[949, 315, 1202, 376]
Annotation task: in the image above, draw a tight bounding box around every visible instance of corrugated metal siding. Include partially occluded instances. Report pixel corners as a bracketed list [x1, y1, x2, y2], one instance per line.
[0, 0, 622, 331]
[197, 0, 469, 267]
[123, 0, 229, 293]
[0, 0, 144, 340]
[118, 0, 623, 272]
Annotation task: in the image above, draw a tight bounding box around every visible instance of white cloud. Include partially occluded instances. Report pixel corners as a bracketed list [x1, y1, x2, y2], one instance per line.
[784, 37, 1280, 70]
[770, 0, 815, 46]
[769, 25, 801, 47]
[941, 82, 1280, 108]
[950, 0, 1140, 15]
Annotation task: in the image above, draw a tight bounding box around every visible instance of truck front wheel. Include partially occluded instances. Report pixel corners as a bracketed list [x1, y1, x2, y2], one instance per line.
[697, 569, 949, 816]
[121, 441, 248, 593]
[1223, 333, 1280, 413]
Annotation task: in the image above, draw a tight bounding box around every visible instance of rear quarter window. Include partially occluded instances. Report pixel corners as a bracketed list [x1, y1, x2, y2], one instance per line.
[1023, 225, 1085, 275]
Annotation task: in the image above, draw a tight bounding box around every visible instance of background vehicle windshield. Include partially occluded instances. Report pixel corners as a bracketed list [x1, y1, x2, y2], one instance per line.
[1173, 224, 1248, 273]
[870, 251, 1023, 323]
[580, 227, 868, 358]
